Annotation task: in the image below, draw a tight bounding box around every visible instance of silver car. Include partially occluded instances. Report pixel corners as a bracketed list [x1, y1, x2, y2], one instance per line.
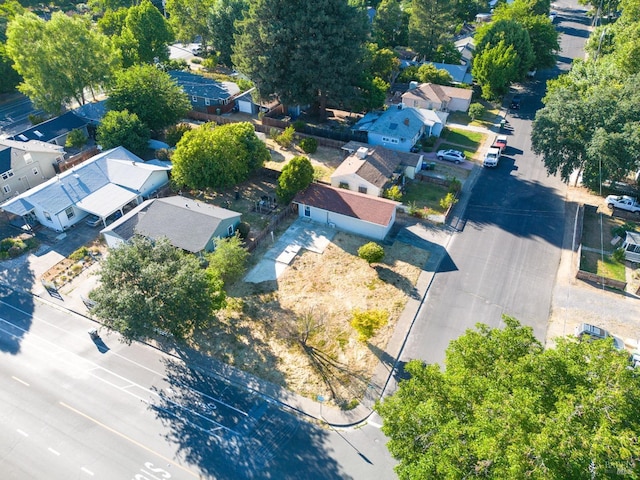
[436, 149, 465, 164]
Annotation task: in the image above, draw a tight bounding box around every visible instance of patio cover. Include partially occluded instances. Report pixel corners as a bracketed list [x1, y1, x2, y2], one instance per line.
[75, 183, 139, 217]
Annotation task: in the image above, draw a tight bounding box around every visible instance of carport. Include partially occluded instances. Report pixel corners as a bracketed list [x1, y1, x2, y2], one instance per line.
[76, 183, 141, 228]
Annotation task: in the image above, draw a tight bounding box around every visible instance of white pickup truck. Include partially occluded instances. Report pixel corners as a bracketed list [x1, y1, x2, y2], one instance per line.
[483, 146, 501, 167]
[605, 195, 640, 214]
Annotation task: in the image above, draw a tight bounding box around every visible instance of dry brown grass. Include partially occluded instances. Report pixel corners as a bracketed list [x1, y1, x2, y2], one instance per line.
[194, 232, 429, 408]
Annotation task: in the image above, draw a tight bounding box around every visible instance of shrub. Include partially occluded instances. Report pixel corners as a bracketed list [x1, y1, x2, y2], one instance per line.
[440, 192, 458, 211]
[29, 113, 47, 125]
[202, 56, 219, 71]
[191, 57, 202, 64]
[612, 222, 637, 239]
[236, 222, 251, 239]
[237, 78, 253, 92]
[269, 127, 280, 139]
[421, 135, 437, 148]
[292, 120, 306, 131]
[65, 129, 88, 148]
[165, 123, 192, 147]
[384, 185, 403, 201]
[612, 247, 626, 263]
[448, 177, 462, 193]
[156, 148, 171, 160]
[358, 242, 384, 264]
[299, 137, 318, 154]
[350, 309, 388, 342]
[468, 102, 485, 120]
[276, 126, 295, 148]
[69, 246, 90, 261]
[71, 263, 83, 275]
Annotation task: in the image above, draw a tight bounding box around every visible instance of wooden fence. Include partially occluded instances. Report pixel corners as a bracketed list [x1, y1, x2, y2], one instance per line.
[245, 207, 295, 253]
[576, 244, 627, 290]
[58, 146, 100, 172]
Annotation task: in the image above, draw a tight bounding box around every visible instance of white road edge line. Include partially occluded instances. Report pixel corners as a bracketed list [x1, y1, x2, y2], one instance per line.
[11, 376, 30, 386]
[48, 447, 60, 456]
[80, 467, 95, 476]
[16, 429, 28, 437]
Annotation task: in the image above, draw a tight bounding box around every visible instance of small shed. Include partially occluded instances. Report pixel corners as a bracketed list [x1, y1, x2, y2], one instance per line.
[622, 231, 640, 263]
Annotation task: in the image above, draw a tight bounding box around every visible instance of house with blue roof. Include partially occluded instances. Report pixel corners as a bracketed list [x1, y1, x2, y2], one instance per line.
[168, 70, 241, 114]
[0, 139, 65, 201]
[0, 146, 171, 232]
[10, 111, 89, 146]
[353, 105, 447, 152]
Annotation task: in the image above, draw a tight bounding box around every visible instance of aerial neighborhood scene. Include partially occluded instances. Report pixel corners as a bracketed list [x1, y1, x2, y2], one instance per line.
[2, 0, 640, 477]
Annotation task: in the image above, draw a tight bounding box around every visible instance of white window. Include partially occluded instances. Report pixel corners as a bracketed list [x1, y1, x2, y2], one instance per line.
[2, 185, 10, 194]
[358, 186, 367, 194]
[304, 205, 311, 217]
[44, 212, 52, 221]
[227, 224, 233, 236]
[65, 207, 74, 219]
[24, 153, 33, 164]
[191, 95, 197, 102]
[1, 170, 14, 180]
[32, 167, 39, 176]
[205, 98, 210, 106]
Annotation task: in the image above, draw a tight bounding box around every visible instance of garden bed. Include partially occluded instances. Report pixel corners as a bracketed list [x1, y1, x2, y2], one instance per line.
[41, 241, 104, 288]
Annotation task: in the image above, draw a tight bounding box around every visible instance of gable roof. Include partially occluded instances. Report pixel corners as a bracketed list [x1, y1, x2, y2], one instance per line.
[333, 145, 421, 188]
[355, 107, 441, 139]
[168, 70, 240, 102]
[402, 83, 473, 104]
[293, 183, 399, 226]
[11, 111, 88, 143]
[0, 146, 169, 216]
[423, 62, 473, 84]
[133, 196, 241, 253]
[0, 138, 66, 155]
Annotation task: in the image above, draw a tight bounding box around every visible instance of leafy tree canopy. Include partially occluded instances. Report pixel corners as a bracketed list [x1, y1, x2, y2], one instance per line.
[475, 19, 535, 80]
[89, 237, 225, 343]
[6, 11, 117, 112]
[372, 0, 409, 48]
[209, 0, 249, 67]
[409, 0, 455, 60]
[377, 316, 640, 480]
[96, 109, 150, 156]
[417, 63, 453, 85]
[276, 155, 315, 203]
[233, 0, 368, 119]
[205, 234, 249, 286]
[122, 0, 174, 65]
[171, 122, 269, 190]
[471, 39, 519, 99]
[165, 0, 214, 46]
[106, 64, 191, 131]
[0, 0, 24, 93]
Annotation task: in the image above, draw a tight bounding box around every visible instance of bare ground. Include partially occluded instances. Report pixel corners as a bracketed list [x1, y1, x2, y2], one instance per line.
[193, 232, 430, 408]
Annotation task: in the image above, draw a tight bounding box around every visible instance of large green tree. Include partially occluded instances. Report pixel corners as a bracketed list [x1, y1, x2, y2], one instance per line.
[209, 0, 249, 66]
[471, 40, 519, 98]
[96, 109, 150, 156]
[233, 0, 368, 119]
[474, 19, 535, 80]
[165, 0, 214, 46]
[89, 237, 225, 343]
[106, 64, 190, 131]
[205, 234, 249, 286]
[408, 0, 455, 60]
[372, 0, 409, 48]
[377, 317, 640, 479]
[276, 155, 315, 203]
[171, 122, 269, 189]
[122, 0, 174, 64]
[0, 0, 24, 93]
[6, 12, 117, 112]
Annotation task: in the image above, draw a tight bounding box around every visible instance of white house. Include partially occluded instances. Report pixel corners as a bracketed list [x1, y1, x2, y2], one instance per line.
[293, 183, 399, 241]
[0, 146, 171, 232]
[331, 144, 424, 197]
[353, 106, 446, 152]
[0, 139, 65, 201]
[401, 83, 473, 113]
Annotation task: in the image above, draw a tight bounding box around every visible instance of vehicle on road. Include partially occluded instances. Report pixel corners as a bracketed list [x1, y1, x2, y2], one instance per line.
[483, 147, 501, 167]
[575, 323, 624, 350]
[605, 195, 640, 214]
[85, 214, 102, 227]
[493, 135, 508, 153]
[436, 149, 465, 164]
[510, 95, 522, 110]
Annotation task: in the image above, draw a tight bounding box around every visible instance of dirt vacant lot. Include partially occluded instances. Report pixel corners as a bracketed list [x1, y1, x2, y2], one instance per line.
[194, 232, 430, 408]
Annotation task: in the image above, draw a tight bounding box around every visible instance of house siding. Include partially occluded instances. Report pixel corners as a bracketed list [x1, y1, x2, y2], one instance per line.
[1, 149, 62, 200]
[330, 173, 381, 197]
[298, 204, 393, 240]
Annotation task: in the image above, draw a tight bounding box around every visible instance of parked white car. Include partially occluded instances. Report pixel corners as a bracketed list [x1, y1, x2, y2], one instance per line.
[605, 195, 640, 214]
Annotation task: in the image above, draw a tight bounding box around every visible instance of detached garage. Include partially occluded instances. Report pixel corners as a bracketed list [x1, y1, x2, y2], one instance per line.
[293, 183, 399, 241]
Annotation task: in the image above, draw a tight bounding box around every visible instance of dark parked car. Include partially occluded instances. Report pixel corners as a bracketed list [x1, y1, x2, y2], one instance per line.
[510, 95, 522, 110]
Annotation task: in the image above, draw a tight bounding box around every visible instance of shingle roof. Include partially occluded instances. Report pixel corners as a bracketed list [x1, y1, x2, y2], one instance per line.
[333, 146, 420, 188]
[0, 146, 10, 175]
[402, 83, 473, 104]
[134, 196, 241, 253]
[355, 107, 441, 139]
[0, 138, 65, 155]
[11, 111, 88, 143]
[293, 183, 399, 226]
[168, 70, 240, 102]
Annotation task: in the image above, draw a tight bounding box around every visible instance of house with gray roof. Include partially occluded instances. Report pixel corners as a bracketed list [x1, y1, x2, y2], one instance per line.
[0, 139, 65, 201]
[10, 111, 89, 146]
[401, 83, 473, 113]
[331, 145, 424, 197]
[0, 146, 171, 232]
[101, 196, 241, 254]
[353, 105, 446, 152]
[293, 183, 399, 241]
[169, 70, 241, 114]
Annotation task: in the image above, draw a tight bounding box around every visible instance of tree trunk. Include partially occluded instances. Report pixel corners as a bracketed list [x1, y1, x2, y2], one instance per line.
[318, 91, 327, 121]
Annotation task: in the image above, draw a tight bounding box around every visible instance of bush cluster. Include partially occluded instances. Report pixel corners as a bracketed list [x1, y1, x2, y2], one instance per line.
[299, 137, 318, 154]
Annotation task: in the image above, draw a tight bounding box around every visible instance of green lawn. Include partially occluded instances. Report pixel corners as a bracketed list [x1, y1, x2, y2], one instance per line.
[580, 251, 627, 282]
[403, 181, 449, 213]
[441, 127, 484, 149]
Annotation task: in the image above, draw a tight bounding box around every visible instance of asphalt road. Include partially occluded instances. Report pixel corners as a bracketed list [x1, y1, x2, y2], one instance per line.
[0, 288, 395, 479]
[0, 93, 44, 137]
[400, 0, 591, 367]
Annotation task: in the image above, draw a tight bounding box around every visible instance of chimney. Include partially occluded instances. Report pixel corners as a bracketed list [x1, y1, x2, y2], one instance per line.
[356, 147, 368, 159]
[404, 117, 410, 126]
